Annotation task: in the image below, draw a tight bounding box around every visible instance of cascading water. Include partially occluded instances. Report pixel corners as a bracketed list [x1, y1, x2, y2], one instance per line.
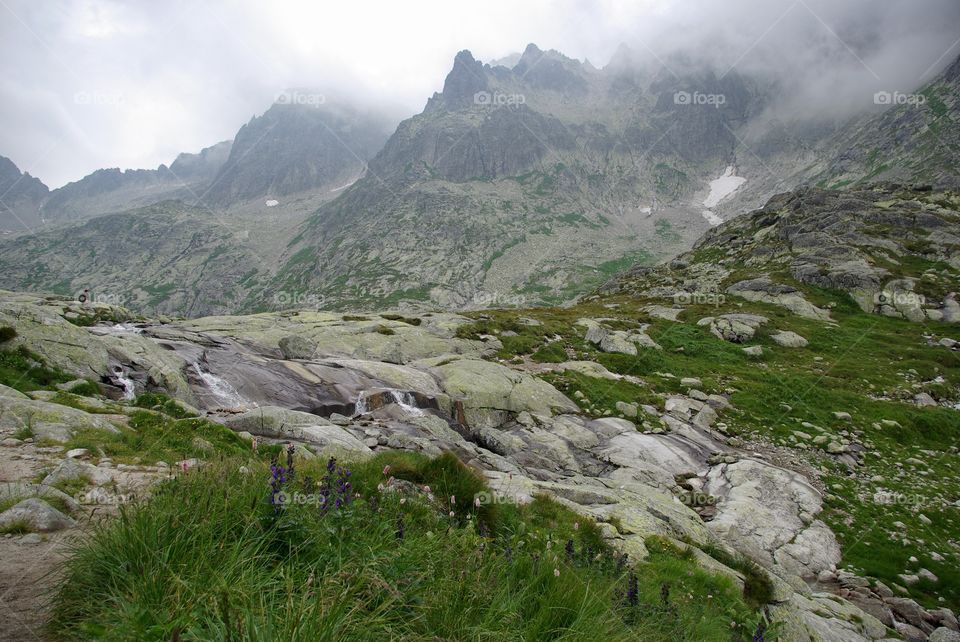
[387, 390, 423, 415]
[353, 389, 423, 417]
[110, 323, 143, 334]
[191, 363, 248, 408]
[354, 393, 369, 416]
[114, 366, 136, 400]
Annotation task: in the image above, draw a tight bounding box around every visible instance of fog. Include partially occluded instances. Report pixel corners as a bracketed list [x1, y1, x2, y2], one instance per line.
[1, 0, 957, 187]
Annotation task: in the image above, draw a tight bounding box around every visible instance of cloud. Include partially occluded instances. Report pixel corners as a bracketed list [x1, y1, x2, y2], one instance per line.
[0, 0, 957, 187]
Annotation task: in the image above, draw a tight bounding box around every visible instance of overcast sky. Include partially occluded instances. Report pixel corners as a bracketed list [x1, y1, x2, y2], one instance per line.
[2, 0, 959, 188]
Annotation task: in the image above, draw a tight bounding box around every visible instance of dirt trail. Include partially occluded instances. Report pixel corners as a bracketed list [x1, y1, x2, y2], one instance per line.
[0, 441, 163, 641]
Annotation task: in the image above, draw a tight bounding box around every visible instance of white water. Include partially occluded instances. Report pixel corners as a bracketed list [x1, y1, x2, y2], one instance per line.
[191, 364, 248, 408]
[354, 389, 423, 417]
[115, 367, 136, 400]
[703, 166, 746, 208]
[97, 323, 143, 335]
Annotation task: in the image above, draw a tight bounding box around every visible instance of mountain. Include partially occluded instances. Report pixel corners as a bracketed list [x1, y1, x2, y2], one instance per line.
[1, 97, 395, 232]
[0, 155, 49, 234]
[203, 101, 395, 207]
[264, 45, 804, 310]
[601, 183, 960, 323]
[2, 47, 958, 317]
[4, 187, 960, 637]
[0, 201, 262, 317]
[803, 53, 960, 190]
[38, 141, 233, 225]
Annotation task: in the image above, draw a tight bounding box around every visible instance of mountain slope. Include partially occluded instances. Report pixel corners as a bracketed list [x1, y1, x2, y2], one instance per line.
[203, 101, 395, 207]
[805, 53, 960, 190]
[601, 183, 960, 323]
[265, 45, 804, 310]
[0, 201, 263, 316]
[0, 155, 49, 234]
[38, 141, 233, 225]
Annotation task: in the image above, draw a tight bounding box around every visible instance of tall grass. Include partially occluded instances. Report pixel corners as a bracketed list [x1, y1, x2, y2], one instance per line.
[51, 452, 764, 641]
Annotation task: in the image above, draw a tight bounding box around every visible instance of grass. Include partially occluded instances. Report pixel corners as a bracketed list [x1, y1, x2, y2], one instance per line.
[453, 288, 960, 610]
[0, 346, 75, 392]
[65, 380, 101, 396]
[62, 411, 250, 465]
[50, 475, 92, 499]
[133, 392, 198, 419]
[0, 519, 32, 535]
[50, 452, 765, 641]
[379, 314, 421, 326]
[13, 423, 35, 441]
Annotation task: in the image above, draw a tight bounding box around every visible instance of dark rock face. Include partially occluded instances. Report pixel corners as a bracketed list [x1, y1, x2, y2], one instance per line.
[204, 103, 394, 206]
[372, 104, 574, 182]
[428, 50, 489, 111]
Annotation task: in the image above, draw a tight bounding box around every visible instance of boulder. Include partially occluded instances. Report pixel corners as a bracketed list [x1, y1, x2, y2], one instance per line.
[727, 278, 832, 321]
[42, 458, 113, 486]
[698, 314, 768, 343]
[278, 335, 317, 360]
[431, 359, 577, 428]
[930, 629, 960, 642]
[0, 397, 120, 442]
[222, 406, 370, 452]
[705, 459, 840, 579]
[0, 498, 75, 532]
[771, 330, 809, 348]
[0, 481, 80, 512]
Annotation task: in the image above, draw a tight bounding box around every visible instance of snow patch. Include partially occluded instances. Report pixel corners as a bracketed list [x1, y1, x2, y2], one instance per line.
[703, 166, 746, 208]
[265, 199, 279, 207]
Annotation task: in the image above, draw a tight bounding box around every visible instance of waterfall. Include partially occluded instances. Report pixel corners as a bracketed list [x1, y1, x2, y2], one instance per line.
[387, 390, 423, 416]
[191, 363, 248, 408]
[110, 323, 143, 334]
[353, 389, 423, 417]
[354, 393, 369, 416]
[114, 367, 136, 400]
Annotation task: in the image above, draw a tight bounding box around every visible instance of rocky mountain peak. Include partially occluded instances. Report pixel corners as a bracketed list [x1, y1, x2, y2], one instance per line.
[435, 49, 489, 110]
